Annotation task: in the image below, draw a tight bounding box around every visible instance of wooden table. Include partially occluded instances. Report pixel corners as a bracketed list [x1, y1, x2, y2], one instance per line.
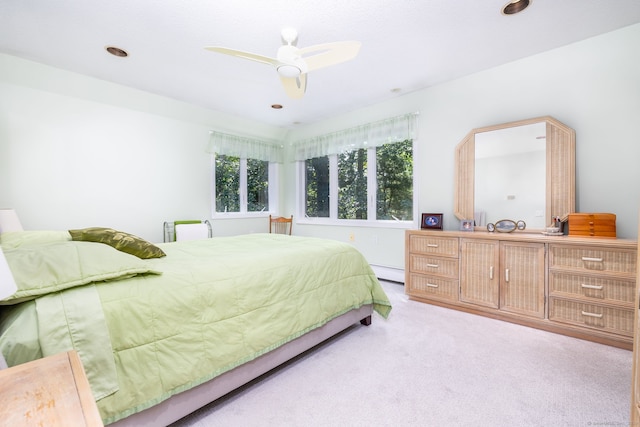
[0, 350, 103, 426]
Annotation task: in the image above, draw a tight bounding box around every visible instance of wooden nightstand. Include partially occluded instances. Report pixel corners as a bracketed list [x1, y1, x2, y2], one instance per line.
[0, 350, 103, 426]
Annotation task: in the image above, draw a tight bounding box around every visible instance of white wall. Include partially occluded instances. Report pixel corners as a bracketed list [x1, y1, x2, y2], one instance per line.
[0, 55, 285, 242]
[286, 23, 640, 269]
[1, 24, 639, 269]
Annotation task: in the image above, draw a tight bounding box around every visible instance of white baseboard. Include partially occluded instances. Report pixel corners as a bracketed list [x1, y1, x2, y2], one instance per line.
[370, 265, 404, 283]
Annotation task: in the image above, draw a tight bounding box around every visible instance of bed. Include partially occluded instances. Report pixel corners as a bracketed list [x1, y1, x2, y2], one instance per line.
[0, 229, 392, 426]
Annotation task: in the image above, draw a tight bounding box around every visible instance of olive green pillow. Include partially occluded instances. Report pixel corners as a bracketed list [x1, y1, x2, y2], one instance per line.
[69, 227, 166, 259]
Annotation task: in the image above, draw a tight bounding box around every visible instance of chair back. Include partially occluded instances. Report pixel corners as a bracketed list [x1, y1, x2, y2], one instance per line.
[269, 215, 293, 235]
[163, 220, 212, 242]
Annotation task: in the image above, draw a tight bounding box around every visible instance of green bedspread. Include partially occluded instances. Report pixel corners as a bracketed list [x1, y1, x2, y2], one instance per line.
[0, 232, 391, 424]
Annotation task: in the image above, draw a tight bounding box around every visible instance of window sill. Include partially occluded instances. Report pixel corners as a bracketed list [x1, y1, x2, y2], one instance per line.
[296, 217, 414, 229]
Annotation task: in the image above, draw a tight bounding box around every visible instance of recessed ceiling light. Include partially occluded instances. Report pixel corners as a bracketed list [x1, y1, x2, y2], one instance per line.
[502, 0, 530, 15]
[105, 46, 128, 57]
[271, 104, 283, 109]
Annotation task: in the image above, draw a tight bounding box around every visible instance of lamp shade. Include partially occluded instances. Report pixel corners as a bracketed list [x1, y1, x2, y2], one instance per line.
[0, 248, 17, 300]
[0, 209, 24, 233]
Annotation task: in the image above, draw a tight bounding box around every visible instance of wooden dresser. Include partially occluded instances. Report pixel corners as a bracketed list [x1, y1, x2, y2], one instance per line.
[405, 229, 638, 349]
[629, 210, 640, 422]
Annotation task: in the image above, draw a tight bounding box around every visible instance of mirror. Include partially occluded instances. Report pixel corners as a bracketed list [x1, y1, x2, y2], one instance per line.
[475, 122, 546, 228]
[454, 116, 575, 232]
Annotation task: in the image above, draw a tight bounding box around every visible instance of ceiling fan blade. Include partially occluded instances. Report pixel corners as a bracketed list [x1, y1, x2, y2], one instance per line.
[280, 74, 307, 99]
[298, 41, 361, 72]
[205, 46, 279, 67]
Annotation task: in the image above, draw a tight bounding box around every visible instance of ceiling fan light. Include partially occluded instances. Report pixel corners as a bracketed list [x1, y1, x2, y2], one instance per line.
[277, 64, 301, 78]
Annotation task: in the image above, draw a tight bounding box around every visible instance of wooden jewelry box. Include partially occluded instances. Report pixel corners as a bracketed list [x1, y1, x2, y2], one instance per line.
[568, 213, 616, 237]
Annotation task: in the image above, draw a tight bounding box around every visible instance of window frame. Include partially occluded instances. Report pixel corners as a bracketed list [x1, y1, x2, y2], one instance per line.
[211, 154, 279, 219]
[296, 140, 417, 229]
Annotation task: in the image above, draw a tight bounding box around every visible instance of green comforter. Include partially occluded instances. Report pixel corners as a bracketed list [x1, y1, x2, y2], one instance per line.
[0, 232, 391, 424]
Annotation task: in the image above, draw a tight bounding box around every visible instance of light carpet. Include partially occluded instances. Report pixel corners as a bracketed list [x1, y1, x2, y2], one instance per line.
[170, 280, 632, 427]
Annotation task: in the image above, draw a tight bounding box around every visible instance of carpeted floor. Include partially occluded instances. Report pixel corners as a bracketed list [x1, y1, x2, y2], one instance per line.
[171, 280, 632, 427]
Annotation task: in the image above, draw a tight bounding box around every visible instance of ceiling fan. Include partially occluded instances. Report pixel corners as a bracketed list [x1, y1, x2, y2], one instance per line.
[205, 28, 361, 99]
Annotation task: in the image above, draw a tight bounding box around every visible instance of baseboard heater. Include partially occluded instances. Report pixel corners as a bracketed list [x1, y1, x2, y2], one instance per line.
[370, 264, 404, 283]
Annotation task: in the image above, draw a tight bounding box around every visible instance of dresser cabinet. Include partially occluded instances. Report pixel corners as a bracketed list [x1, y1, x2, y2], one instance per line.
[406, 229, 637, 349]
[459, 239, 545, 318]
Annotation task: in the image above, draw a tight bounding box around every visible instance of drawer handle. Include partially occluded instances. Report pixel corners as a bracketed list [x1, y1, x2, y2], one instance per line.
[581, 257, 603, 262]
[426, 263, 439, 268]
[427, 244, 439, 248]
[426, 283, 439, 288]
[581, 283, 604, 290]
[581, 310, 603, 319]
[505, 268, 509, 283]
[489, 266, 494, 280]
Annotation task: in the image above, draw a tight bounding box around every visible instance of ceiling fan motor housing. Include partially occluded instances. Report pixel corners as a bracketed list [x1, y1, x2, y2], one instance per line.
[276, 45, 307, 77]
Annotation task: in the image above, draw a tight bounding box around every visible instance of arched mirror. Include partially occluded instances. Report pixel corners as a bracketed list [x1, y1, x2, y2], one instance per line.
[454, 116, 575, 232]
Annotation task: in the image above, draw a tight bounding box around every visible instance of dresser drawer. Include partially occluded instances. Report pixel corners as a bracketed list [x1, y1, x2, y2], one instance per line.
[549, 271, 635, 305]
[549, 244, 637, 275]
[408, 235, 458, 257]
[407, 273, 458, 302]
[549, 298, 634, 337]
[409, 254, 459, 278]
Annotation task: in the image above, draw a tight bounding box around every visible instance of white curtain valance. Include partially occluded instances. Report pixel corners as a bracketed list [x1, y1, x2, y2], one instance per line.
[206, 131, 284, 163]
[291, 112, 418, 161]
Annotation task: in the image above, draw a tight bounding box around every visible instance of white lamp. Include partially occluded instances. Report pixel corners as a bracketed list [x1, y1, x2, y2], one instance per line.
[0, 209, 24, 233]
[0, 247, 17, 300]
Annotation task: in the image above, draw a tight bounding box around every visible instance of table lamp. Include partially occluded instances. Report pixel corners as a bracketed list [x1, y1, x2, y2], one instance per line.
[0, 248, 17, 300]
[0, 209, 23, 233]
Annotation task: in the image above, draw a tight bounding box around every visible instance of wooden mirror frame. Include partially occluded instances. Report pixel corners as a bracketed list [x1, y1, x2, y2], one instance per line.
[454, 116, 575, 231]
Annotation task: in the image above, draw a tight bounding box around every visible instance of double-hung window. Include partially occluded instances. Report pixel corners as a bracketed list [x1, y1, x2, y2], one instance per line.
[295, 113, 417, 225]
[208, 131, 283, 216]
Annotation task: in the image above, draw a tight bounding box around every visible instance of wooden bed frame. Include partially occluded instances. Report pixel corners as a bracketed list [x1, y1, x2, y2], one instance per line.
[109, 304, 373, 426]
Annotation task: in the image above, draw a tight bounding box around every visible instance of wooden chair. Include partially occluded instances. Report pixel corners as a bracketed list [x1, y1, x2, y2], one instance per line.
[269, 215, 293, 235]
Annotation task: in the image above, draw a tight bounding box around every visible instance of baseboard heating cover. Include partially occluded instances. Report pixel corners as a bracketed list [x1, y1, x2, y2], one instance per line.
[370, 264, 404, 283]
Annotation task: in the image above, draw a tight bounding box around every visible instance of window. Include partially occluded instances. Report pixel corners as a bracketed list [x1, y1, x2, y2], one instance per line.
[338, 148, 368, 219]
[376, 140, 413, 220]
[208, 131, 283, 217]
[214, 155, 271, 214]
[215, 155, 240, 212]
[305, 156, 330, 218]
[295, 113, 417, 225]
[302, 139, 413, 222]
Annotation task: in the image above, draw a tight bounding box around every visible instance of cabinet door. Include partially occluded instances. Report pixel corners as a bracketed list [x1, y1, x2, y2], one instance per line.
[500, 241, 546, 318]
[631, 211, 640, 423]
[460, 238, 499, 308]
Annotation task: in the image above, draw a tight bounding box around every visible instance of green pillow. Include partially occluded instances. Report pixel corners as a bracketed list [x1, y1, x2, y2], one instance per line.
[69, 227, 166, 259]
[0, 230, 72, 249]
[1, 241, 161, 305]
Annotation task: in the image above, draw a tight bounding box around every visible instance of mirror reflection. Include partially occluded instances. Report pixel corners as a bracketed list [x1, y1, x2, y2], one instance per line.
[474, 122, 546, 229]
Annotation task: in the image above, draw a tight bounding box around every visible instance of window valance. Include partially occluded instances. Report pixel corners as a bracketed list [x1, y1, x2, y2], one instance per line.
[291, 112, 418, 161]
[206, 131, 284, 163]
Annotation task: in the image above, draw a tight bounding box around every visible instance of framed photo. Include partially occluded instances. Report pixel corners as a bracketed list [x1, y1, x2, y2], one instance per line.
[421, 213, 443, 230]
[460, 219, 474, 231]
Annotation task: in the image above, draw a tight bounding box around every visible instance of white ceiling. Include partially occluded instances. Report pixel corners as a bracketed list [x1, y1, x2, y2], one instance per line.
[1, 1, 639, 130]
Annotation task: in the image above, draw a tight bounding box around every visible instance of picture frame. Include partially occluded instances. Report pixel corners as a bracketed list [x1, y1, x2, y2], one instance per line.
[460, 219, 474, 231]
[421, 213, 443, 230]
